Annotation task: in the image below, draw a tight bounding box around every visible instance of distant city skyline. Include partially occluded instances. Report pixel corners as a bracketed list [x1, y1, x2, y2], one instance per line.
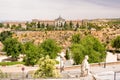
[0, 0, 120, 21]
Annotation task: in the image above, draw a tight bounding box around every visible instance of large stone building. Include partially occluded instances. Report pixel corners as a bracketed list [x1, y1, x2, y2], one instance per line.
[3, 21, 26, 29]
[2, 16, 82, 29]
[55, 16, 65, 27]
[32, 16, 81, 29]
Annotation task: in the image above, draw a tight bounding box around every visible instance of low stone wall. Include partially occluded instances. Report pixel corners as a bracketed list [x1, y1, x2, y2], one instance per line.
[64, 61, 120, 70]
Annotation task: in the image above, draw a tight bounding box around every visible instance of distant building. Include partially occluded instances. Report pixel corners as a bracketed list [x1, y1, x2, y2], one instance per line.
[3, 21, 26, 29]
[2, 16, 82, 30]
[32, 16, 81, 30]
[55, 16, 65, 27]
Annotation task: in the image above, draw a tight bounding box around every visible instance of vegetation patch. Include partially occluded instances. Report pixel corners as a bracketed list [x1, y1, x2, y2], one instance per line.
[0, 61, 24, 66]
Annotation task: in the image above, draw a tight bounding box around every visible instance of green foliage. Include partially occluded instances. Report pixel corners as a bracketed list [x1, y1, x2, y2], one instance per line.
[71, 34, 81, 44]
[0, 62, 24, 66]
[6, 24, 10, 28]
[111, 36, 120, 50]
[40, 39, 61, 59]
[15, 24, 25, 30]
[63, 22, 68, 30]
[37, 22, 41, 28]
[69, 21, 73, 29]
[23, 42, 42, 66]
[71, 35, 106, 64]
[108, 20, 120, 25]
[71, 44, 85, 64]
[34, 55, 60, 78]
[74, 22, 79, 31]
[3, 38, 24, 61]
[65, 49, 70, 60]
[41, 23, 45, 28]
[11, 24, 16, 29]
[0, 31, 12, 43]
[46, 25, 55, 31]
[25, 22, 36, 31]
[87, 23, 102, 30]
[0, 23, 4, 28]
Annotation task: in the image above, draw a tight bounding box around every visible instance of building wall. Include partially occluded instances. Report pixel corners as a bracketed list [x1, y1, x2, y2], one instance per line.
[2, 18, 82, 29]
[3, 21, 26, 29]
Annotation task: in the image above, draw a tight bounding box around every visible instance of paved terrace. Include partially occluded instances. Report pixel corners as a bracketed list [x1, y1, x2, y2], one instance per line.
[0, 61, 120, 80]
[62, 61, 120, 80]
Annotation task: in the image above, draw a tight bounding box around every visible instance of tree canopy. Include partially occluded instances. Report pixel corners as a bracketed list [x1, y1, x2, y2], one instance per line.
[71, 35, 106, 64]
[111, 36, 120, 50]
[39, 39, 61, 59]
[71, 33, 81, 44]
[3, 38, 23, 61]
[0, 31, 13, 43]
[23, 42, 42, 66]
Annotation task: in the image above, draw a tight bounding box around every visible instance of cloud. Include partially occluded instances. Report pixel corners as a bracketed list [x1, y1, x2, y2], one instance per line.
[86, 0, 120, 8]
[0, 0, 119, 21]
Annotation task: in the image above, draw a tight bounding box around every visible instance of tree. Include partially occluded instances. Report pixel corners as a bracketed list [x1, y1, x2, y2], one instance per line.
[69, 21, 73, 30]
[25, 22, 36, 30]
[25, 22, 30, 30]
[71, 35, 106, 64]
[15, 24, 23, 30]
[0, 23, 4, 28]
[3, 38, 23, 61]
[71, 44, 85, 64]
[80, 35, 106, 63]
[76, 22, 79, 28]
[40, 39, 61, 59]
[37, 22, 41, 28]
[64, 21, 68, 30]
[0, 31, 12, 43]
[111, 36, 120, 51]
[23, 42, 42, 66]
[46, 25, 55, 31]
[45, 23, 49, 30]
[65, 49, 70, 60]
[11, 24, 16, 30]
[34, 55, 60, 78]
[41, 23, 45, 29]
[6, 24, 10, 28]
[31, 22, 36, 28]
[71, 34, 81, 44]
[75, 22, 79, 31]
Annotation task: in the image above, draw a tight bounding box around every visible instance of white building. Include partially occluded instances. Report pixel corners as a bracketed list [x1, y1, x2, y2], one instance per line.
[54, 16, 65, 30]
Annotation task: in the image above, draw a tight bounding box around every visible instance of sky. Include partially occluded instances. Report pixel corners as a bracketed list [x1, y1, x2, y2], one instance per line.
[0, 0, 120, 21]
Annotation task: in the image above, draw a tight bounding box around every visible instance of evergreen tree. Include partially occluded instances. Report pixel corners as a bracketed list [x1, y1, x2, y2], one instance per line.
[0, 23, 4, 28]
[37, 22, 41, 28]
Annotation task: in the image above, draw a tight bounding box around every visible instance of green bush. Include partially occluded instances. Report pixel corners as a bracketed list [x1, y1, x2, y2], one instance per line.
[34, 55, 60, 78]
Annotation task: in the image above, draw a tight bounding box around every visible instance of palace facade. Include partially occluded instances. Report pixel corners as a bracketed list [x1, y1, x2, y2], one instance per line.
[3, 16, 82, 29]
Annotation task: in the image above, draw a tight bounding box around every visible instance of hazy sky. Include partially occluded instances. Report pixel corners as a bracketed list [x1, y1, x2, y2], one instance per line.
[0, 0, 120, 21]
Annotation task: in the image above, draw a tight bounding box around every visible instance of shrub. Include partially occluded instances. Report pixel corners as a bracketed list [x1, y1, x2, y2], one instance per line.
[34, 55, 60, 78]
